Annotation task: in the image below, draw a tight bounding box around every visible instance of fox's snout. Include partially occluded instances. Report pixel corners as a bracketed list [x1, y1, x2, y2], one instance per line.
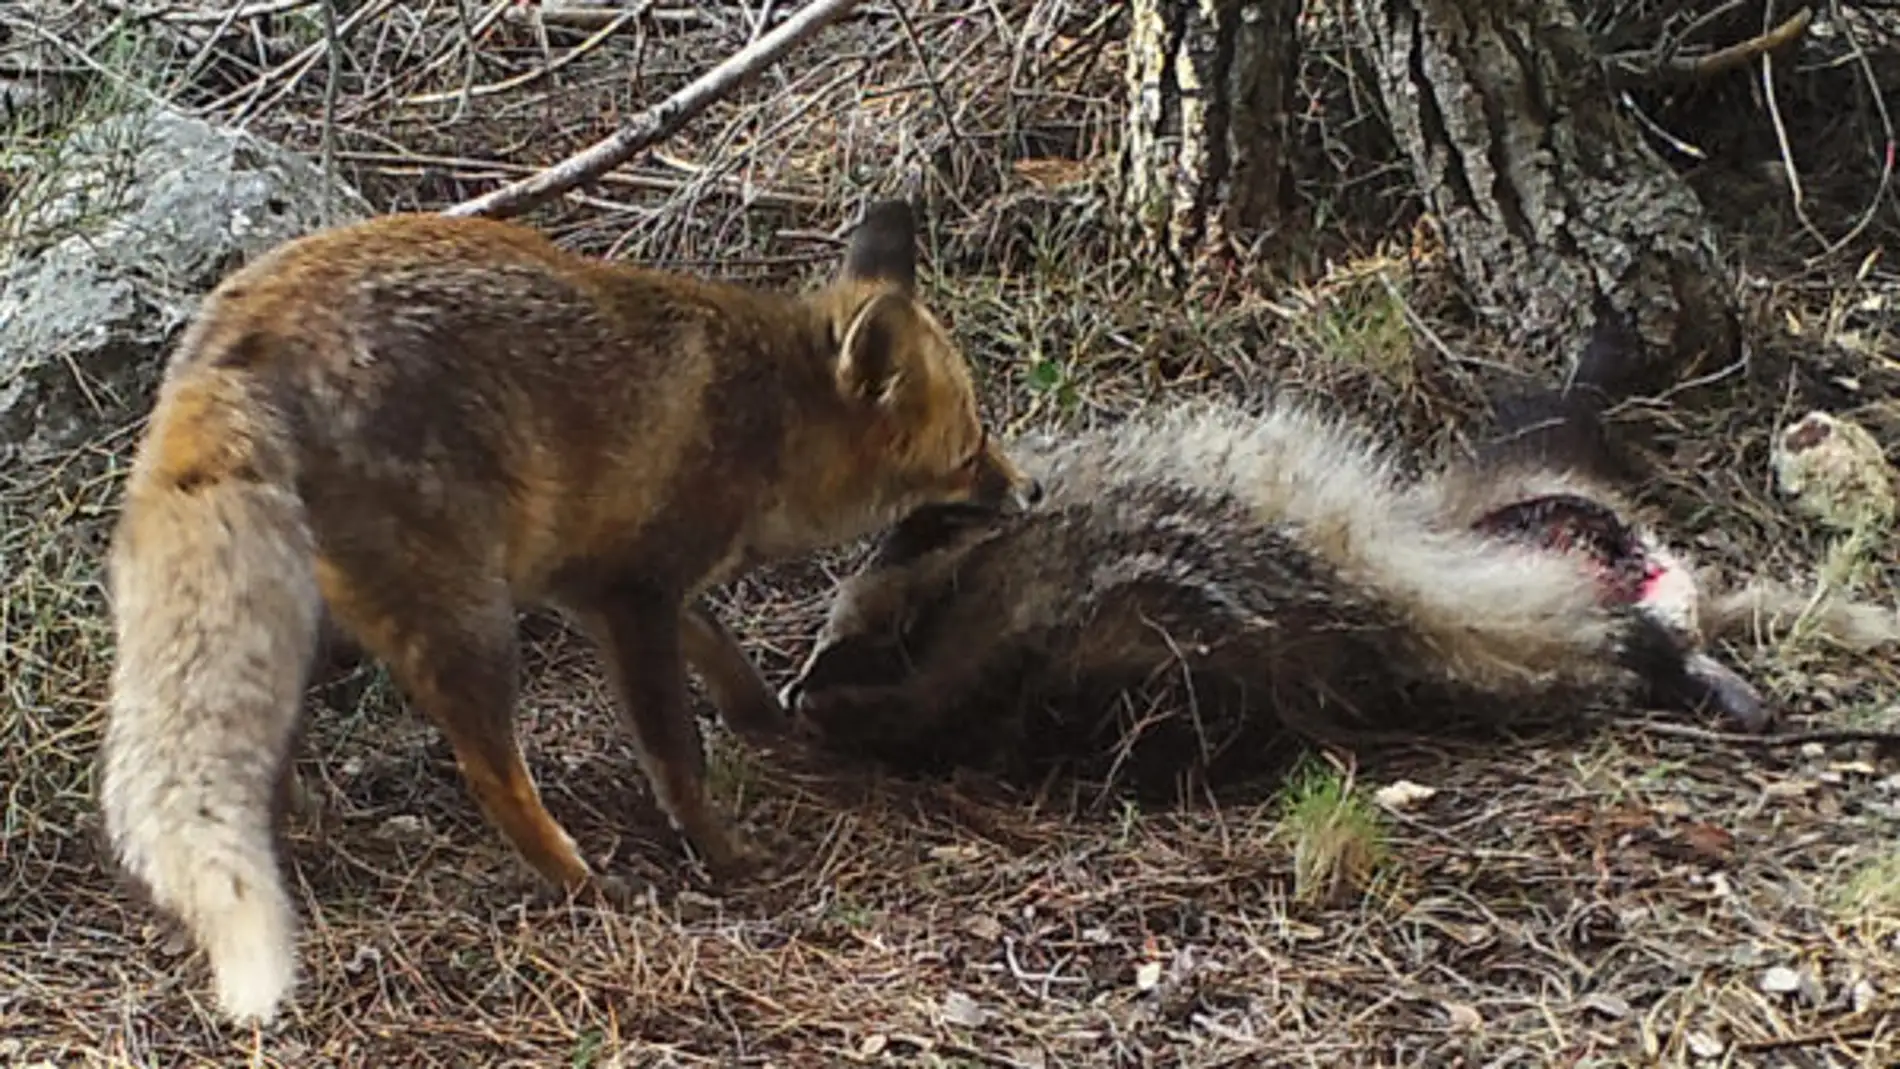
[970, 440, 1041, 513]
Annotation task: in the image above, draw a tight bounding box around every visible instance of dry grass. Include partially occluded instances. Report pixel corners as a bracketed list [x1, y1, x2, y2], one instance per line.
[4, 1, 1900, 1065]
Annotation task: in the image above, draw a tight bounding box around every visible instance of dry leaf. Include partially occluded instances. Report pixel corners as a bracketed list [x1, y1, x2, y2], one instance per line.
[963, 914, 1004, 941]
[1579, 992, 1631, 1019]
[941, 989, 986, 1030]
[1374, 779, 1437, 811]
[1679, 822, 1735, 864]
[1761, 966, 1803, 994]
[1687, 1031, 1724, 1058]
[1443, 1001, 1483, 1032]
[1135, 960, 1163, 992]
[1011, 157, 1093, 189]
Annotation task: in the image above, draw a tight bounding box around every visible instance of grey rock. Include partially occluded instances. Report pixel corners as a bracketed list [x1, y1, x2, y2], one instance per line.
[0, 106, 369, 466]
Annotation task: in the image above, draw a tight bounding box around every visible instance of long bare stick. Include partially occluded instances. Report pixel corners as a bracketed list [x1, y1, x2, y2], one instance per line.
[319, 0, 340, 227]
[1681, 6, 1811, 81]
[442, 0, 864, 220]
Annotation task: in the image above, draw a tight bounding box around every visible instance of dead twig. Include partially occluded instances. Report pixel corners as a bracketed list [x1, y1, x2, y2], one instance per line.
[402, 2, 644, 107]
[338, 147, 826, 209]
[151, 0, 319, 25]
[1637, 720, 1900, 749]
[1604, 6, 1813, 89]
[405, 0, 515, 88]
[319, 0, 340, 227]
[442, 0, 865, 220]
[1679, 5, 1812, 80]
[203, 0, 401, 121]
[1796, 0, 1898, 265]
[1736, 1022, 1891, 1054]
[1760, 4, 1830, 255]
[511, 3, 718, 34]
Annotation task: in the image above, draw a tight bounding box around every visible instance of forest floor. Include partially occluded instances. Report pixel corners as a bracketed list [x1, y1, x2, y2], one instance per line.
[4, 2, 1899, 1066]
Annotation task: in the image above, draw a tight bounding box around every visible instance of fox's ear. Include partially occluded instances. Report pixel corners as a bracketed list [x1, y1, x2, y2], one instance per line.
[835, 291, 918, 408]
[840, 199, 918, 291]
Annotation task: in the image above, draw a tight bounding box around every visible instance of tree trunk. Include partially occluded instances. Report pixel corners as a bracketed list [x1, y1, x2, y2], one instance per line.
[1119, 0, 1301, 288]
[1351, 0, 1740, 398]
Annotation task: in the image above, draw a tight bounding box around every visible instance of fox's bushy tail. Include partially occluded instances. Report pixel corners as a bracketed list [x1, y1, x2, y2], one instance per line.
[97, 368, 321, 1026]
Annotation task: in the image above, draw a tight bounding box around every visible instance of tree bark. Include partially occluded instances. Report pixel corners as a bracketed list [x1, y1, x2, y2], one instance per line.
[1351, 0, 1740, 398]
[1119, 0, 1300, 288]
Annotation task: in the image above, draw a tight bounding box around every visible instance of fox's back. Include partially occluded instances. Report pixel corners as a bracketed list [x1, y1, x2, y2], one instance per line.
[150, 213, 838, 592]
[174, 213, 807, 453]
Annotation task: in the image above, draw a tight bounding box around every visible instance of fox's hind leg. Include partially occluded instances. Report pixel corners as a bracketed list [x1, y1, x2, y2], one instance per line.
[319, 564, 605, 896]
[572, 582, 758, 881]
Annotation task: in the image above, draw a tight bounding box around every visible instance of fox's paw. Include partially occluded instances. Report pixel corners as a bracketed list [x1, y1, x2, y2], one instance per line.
[739, 821, 803, 877]
[699, 832, 766, 883]
[694, 824, 797, 887]
[586, 872, 652, 911]
[723, 698, 796, 748]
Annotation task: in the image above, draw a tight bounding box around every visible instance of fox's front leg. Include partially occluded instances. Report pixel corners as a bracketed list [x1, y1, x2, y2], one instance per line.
[576, 583, 762, 880]
[680, 600, 791, 744]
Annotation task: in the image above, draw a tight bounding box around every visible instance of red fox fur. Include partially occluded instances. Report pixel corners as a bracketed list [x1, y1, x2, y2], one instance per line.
[96, 201, 1035, 1026]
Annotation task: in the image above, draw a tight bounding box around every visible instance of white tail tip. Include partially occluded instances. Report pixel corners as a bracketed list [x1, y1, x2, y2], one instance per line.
[203, 889, 298, 1027]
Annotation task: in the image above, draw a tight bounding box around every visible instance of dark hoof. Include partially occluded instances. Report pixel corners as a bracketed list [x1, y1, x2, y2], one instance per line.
[1684, 653, 1775, 734]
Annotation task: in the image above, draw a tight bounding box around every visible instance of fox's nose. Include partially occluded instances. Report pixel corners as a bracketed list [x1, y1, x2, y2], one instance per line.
[1002, 476, 1043, 513]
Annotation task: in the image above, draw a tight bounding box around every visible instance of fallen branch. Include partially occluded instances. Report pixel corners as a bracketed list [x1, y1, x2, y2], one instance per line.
[319, 0, 339, 227]
[1606, 6, 1814, 90]
[404, 3, 639, 106]
[154, 0, 319, 24]
[509, 2, 718, 35]
[442, 0, 864, 220]
[339, 148, 826, 210]
[1676, 6, 1813, 80]
[1638, 720, 1900, 750]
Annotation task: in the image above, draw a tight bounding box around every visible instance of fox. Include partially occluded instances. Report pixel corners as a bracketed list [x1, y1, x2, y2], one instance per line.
[779, 358, 1899, 794]
[95, 200, 1037, 1027]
